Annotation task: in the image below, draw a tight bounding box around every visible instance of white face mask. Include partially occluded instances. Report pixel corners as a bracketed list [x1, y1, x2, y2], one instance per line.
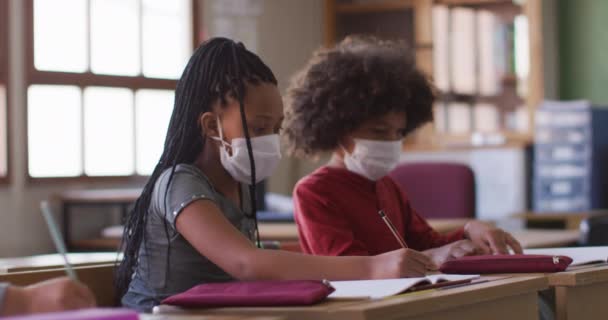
[212, 117, 282, 184]
[342, 138, 402, 181]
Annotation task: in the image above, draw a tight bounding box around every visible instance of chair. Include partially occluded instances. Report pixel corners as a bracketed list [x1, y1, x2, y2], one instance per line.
[579, 214, 608, 246]
[389, 162, 476, 219]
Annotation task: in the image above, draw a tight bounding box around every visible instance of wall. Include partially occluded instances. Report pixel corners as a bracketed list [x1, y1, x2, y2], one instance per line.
[541, 0, 559, 99]
[558, 0, 608, 106]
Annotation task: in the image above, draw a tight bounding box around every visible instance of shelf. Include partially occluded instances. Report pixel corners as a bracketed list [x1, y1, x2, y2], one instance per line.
[404, 132, 532, 152]
[435, 0, 522, 17]
[514, 211, 608, 230]
[58, 188, 141, 204]
[502, 74, 518, 85]
[336, 0, 414, 14]
[436, 92, 525, 105]
[436, 0, 517, 7]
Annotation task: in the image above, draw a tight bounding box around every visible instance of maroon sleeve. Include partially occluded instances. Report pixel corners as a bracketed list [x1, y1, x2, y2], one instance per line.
[293, 182, 370, 256]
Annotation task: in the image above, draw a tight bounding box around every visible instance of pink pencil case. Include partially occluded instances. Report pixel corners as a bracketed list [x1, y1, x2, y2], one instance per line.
[162, 280, 335, 308]
[440, 254, 573, 274]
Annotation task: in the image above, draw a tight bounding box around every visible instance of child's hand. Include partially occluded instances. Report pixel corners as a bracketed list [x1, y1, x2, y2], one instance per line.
[4, 277, 97, 315]
[464, 221, 523, 255]
[372, 248, 437, 278]
[423, 240, 480, 267]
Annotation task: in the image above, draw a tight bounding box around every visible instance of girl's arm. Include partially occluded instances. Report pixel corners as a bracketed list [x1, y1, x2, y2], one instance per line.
[176, 200, 434, 280]
[0, 278, 95, 316]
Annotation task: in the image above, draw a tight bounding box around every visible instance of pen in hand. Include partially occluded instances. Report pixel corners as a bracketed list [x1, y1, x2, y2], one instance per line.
[378, 209, 408, 249]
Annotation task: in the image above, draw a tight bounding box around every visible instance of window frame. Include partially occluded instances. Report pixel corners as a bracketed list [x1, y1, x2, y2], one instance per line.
[0, 0, 10, 184]
[23, 0, 202, 183]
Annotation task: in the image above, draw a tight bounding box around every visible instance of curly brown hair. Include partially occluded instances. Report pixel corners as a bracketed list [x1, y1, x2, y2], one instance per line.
[283, 35, 435, 157]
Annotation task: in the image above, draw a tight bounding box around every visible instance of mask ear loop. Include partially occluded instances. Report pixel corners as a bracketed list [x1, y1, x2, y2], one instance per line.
[212, 115, 232, 154]
[340, 145, 350, 155]
[340, 140, 357, 159]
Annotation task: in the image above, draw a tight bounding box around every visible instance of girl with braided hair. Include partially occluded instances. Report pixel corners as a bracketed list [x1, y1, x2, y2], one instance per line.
[117, 37, 434, 312]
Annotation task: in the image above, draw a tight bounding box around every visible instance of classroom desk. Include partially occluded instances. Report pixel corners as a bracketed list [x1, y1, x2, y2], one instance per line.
[56, 188, 142, 251]
[546, 264, 608, 320]
[512, 229, 581, 249]
[331, 276, 547, 320]
[0, 264, 116, 306]
[515, 211, 608, 230]
[156, 276, 548, 320]
[259, 218, 471, 242]
[0, 252, 120, 273]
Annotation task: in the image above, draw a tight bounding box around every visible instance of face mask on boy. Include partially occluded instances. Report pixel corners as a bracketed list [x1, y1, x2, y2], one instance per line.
[342, 138, 402, 181]
[212, 117, 282, 184]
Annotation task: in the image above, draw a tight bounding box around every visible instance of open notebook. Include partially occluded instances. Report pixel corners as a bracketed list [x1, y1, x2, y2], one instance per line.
[328, 274, 480, 299]
[524, 246, 608, 267]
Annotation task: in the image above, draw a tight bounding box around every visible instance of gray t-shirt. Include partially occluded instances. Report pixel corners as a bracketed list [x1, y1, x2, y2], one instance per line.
[122, 164, 256, 312]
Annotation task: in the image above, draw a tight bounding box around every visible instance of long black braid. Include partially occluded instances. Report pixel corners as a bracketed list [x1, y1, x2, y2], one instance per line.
[115, 38, 277, 301]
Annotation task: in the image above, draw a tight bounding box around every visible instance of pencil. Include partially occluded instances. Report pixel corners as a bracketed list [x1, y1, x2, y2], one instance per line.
[378, 209, 408, 249]
[40, 200, 78, 281]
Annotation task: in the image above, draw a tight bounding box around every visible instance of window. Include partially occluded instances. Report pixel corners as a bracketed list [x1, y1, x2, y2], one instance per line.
[25, 0, 197, 179]
[1, 0, 9, 182]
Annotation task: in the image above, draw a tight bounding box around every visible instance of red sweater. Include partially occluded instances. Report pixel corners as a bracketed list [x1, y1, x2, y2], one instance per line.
[294, 166, 465, 256]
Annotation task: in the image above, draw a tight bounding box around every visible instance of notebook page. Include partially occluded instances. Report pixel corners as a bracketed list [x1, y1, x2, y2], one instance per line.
[426, 274, 481, 284]
[328, 278, 431, 299]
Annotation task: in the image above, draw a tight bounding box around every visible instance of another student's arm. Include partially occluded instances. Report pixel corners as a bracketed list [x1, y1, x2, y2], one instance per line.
[403, 200, 522, 254]
[176, 200, 434, 280]
[463, 220, 523, 254]
[404, 205, 466, 251]
[0, 278, 95, 316]
[293, 184, 370, 256]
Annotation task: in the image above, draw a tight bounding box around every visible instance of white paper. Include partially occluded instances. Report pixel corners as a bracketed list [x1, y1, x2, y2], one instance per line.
[432, 5, 450, 92]
[524, 247, 608, 266]
[434, 103, 447, 133]
[328, 275, 480, 299]
[506, 106, 530, 133]
[450, 8, 476, 95]
[477, 10, 500, 96]
[447, 103, 472, 133]
[474, 103, 500, 132]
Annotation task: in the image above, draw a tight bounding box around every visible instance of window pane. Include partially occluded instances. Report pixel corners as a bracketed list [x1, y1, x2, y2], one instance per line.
[142, 0, 192, 79]
[0, 85, 7, 177]
[34, 0, 87, 72]
[28, 85, 82, 177]
[90, 0, 140, 76]
[84, 87, 134, 176]
[135, 89, 173, 175]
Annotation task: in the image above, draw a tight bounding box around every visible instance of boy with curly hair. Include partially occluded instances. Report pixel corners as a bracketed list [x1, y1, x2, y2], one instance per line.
[283, 36, 522, 267]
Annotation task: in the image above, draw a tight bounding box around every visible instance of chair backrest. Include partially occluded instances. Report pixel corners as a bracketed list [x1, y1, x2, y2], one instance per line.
[389, 162, 476, 219]
[579, 214, 608, 246]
